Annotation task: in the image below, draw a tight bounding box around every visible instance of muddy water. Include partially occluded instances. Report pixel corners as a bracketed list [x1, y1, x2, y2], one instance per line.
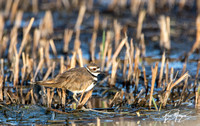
[0, 104, 200, 125]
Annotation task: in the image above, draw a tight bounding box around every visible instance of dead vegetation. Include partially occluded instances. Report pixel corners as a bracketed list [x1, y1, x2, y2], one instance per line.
[0, 0, 199, 114]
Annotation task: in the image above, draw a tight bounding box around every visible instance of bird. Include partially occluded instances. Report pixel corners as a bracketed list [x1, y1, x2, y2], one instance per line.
[34, 62, 101, 102]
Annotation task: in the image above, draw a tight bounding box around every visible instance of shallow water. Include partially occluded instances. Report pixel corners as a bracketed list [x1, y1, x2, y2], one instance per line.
[0, 104, 200, 126]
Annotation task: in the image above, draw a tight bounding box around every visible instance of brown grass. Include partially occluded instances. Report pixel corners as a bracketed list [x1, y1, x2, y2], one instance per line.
[137, 10, 146, 39]
[158, 16, 171, 50]
[149, 62, 158, 108]
[75, 3, 86, 31]
[158, 52, 165, 87]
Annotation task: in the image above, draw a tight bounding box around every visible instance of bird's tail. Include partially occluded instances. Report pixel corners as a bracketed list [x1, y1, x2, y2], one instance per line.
[30, 79, 60, 88]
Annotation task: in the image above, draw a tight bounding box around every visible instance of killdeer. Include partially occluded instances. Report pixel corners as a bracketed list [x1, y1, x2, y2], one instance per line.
[35, 62, 101, 102]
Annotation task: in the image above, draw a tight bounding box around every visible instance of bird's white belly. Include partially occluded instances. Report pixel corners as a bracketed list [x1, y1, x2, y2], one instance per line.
[73, 82, 95, 94]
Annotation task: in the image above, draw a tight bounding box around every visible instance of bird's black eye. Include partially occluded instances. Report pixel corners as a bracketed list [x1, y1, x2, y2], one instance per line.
[93, 68, 96, 70]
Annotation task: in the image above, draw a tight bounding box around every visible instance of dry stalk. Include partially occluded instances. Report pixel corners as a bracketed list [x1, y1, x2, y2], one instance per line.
[123, 55, 128, 80]
[1, 59, 4, 77]
[114, 20, 121, 49]
[195, 61, 200, 79]
[149, 62, 158, 108]
[130, 0, 141, 15]
[50, 90, 54, 106]
[77, 89, 93, 109]
[18, 17, 34, 57]
[101, 31, 111, 70]
[56, 0, 62, 8]
[142, 66, 147, 89]
[21, 52, 26, 85]
[0, 70, 3, 101]
[135, 68, 140, 92]
[97, 117, 100, 126]
[43, 67, 52, 80]
[179, 76, 188, 105]
[27, 55, 34, 79]
[181, 62, 187, 76]
[7, 90, 18, 104]
[147, 0, 155, 15]
[90, 11, 99, 61]
[33, 48, 44, 81]
[133, 47, 140, 80]
[70, 51, 77, 69]
[119, 0, 127, 9]
[20, 87, 25, 104]
[179, 0, 186, 9]
[49, 39, 57, 56]
[61, 89, 66, 107]
[46, 88, 55, 108]
[165, 59, 169, 85]
[10, 0, 19, 24]
[170, 67, 174, 82]
[90, 31, 97, 62]
[125, 41, 133, 81]
[62, 0, 70, 10]
[4, 0, 12, 18]
[44, 40, 50, 67]
[196, 91, 200, 109]
[158, 52, 165, 87]
[0, 13, 4, 41]
[8, 27, 18, 60]
[158, 0, 167, 8]
[189, 15, 200, 55]
[75, 3, 86, 30]
[47, 88, 51, 107]
[52, 61, 56, 78]
[108, 0, 118, 11]
[14, 10, 23, 29]
[74, 30, 81, 52]
[130, 39, 134, 64]
[109, 92, 119, 105]
[33, 59, 44, 81]
[127, 62, 133, 81]
[33, 29, 40, 58]
[63, 29, 73, 53]
[158, 16, 171, 50]
[78, 88, 86, 105]
[166, 16, 170, 38]
[94, 11, 99, 31]
[106, 37, 127, 71]
[169, 72, 189, 90]
[57, 89, 62, 102]
[102, 18, 107, 30]
[139, 33, 146, 57]
[4, 88, 8, 103]
[60, 56, 64, 73]
[198, 0, 200, 14]
[109, 59, 119, 86]
[137, 10, 146, 39]
[39, 11, 53, 38]
[106, 47, 112, 69]
[13, 46, 19, 87]
[77, 48, 83, 67]
[0, 36, 9, 58]
[163, 72, 189, 107]
[32, 0, 38, 14]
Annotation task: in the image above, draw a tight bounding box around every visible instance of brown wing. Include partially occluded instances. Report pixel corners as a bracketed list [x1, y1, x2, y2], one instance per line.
[36, 67, 94, 91]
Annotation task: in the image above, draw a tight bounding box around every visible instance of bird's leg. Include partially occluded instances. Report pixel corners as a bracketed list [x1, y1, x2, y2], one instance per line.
[73, 93, 79, 103]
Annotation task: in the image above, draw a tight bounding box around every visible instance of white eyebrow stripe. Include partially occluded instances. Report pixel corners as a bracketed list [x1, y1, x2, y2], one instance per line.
[88, 66, 99, 69]
[86, 66, 100, 77]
